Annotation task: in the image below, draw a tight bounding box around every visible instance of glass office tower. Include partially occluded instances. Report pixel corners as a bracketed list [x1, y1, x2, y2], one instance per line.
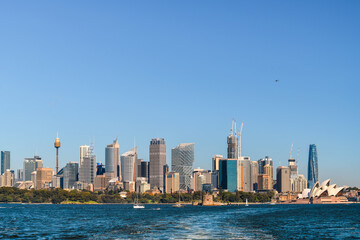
[307, 144, 318, 189]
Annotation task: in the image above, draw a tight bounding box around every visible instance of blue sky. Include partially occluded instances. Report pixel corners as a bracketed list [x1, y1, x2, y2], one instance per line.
[0, 1, 359, 186]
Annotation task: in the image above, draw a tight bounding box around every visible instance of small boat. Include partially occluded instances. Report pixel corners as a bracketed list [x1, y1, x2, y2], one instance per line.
[173, 192, 184, 208]
[173, 203, 184, 207]
[245, 199, 249, 207]
[133, 193, 145, 209]
[133, 204, 145, 209]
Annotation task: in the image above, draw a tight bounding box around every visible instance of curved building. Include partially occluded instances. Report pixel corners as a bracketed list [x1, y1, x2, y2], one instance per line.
[121, 147, 137, 183]
[171, 143, 194, 190]
[308, 144, 319, 189]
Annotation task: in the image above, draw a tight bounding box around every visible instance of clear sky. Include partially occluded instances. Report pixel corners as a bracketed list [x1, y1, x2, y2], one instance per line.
[0, 1, 359, 186]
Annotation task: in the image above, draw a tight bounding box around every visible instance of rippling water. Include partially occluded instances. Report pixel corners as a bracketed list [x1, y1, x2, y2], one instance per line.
[0, 203, 359, 239]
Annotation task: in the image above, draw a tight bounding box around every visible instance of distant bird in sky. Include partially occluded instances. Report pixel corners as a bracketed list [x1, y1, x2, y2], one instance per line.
[275, 79, 279, 82]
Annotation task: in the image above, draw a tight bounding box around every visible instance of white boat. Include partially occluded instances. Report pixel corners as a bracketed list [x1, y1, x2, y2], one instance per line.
[245, 198, 249, 207]
[172, 203, 184, 208]
[133, 204, 145, 209]
[133, 193, 144, 209]
[172, 192, 184, 208]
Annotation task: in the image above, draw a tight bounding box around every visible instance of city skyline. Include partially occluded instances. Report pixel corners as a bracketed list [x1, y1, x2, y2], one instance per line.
[0, 1, 359, 187]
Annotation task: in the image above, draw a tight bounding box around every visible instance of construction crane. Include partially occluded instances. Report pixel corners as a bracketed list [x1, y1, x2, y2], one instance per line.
[289, 143, 294, 159]
[238, 120, 244, 158]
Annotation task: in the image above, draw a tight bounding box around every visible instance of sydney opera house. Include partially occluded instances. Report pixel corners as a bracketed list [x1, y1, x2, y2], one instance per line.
[298, 179, 348, 204]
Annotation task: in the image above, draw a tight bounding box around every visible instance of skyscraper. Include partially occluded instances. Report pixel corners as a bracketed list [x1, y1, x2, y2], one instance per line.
[63, 162, 79, 189]
[140, 161, 150, 183]
[79, 146, 96, 185]
[149, 138, 166, 190]
[36, 168, 53, 190]
[105, 138, 120, 179]
[276, 166, 291, 193]
[250, 161, 259, 191]
[121, 147, 137, 182]
[219, 159, 237, 192]
[227, 121, 238, 159]
[1, 151, 10, 175]
[308, 144, 319, 189]
[288, 158, 298, 179]
[258, 156, 273, 174]
[212, 154, 223, 172]
[171, 143, 194, 191]
[239, 157, 251, 192]
[23, 156, 43, 181]
[263, 164, 273, 189]
[165, 172, 180, 193]
[79, 145, 90, 166]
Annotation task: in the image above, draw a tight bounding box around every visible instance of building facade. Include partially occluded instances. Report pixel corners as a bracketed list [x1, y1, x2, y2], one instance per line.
[121, 147, 137, 182]
[308, 144, 319, 189]
[36, 168, 53, 189]
[105, 138, 120, 179]
[79, 145, 90, 166]
[165, 171, 180, 193]
[171, 143, 194, 191]
[250, 161, 259, 191]
[219, 159, 238, 192]
[1, 151, 10, 175]
[79, 154, 96, 185]
[149, 138, 166, 190]
[63, 162, 79, 189]
[23, 156, 43, 181]
[212, 155, 223, 172]
[276, 166, 291, 193]
[239, 157, 251, 192]
[192, 168, 211, 192]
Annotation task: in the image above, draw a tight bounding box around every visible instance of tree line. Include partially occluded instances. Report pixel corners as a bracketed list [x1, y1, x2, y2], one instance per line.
[0, 187, 274, 204]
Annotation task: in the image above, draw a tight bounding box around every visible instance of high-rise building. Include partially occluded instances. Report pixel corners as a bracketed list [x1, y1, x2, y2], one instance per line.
[121, 147, 137, 182]
[288, 158, 298, 179]
[211, 171, 219, 190]
[276, 166, 291, 193]
[105, 138, 120, 179]
[212, 155, 223, 172]
[79, 146, 96, 185]
[140, 161, 150, 182]
[23, 156, 43, 181]
[79, 145, 90, 166]
[165, 171, 180, 193]
[219, 159, 238, 192]
[1, 151, 10, 175]
[308, 144, 318, 189]
[293, 174, 307, 193]
[149, 138, 166, 190]
[250, 161, 259, 191]
[258, 156, 273, 174]
[263, 164, 273, 189]
[0, 169, 14, 187]
[239, 157, 251, 192]
[36, 168, 53, 189]
[171, 143, 194, 191]
[258, 174, 271, 190]
[135, 158, 142, 179]
[63, 162, 79, 189]
[96, 163, 105, 175]
[16, 169, 23, 182]
[227, 133, 238, 159]
[192, 168, 211, 192]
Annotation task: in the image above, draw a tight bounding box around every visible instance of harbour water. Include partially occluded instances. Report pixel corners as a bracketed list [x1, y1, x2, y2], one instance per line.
[0, 203, 359, 239]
